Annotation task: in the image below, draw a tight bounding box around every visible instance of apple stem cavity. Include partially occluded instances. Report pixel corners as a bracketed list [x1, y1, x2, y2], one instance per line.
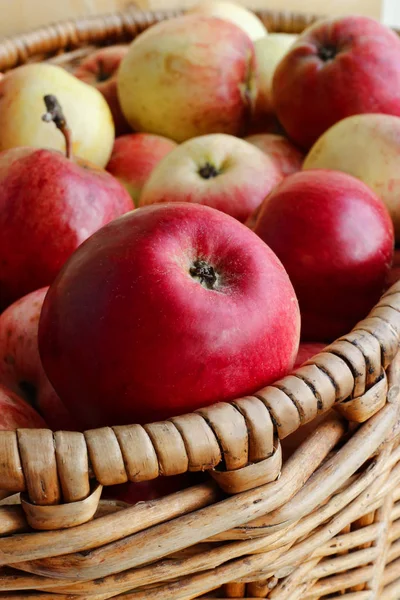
[190, 259, 217, 290]
[198, 162, 219, 179]
[318, 45, 337, 62]
[42, 94, 73, 160]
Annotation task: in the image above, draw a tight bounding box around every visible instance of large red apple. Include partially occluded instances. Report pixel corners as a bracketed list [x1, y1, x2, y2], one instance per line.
[0, 384, 46, 430]
[254, 170, 394, 341]
[0, 144, 133, 310]
[139, 134, 282, 223]
[39, 203, 300, 428]
[106, 133, 177, 206]
[74, 45, 131, 136]
[272, 16, 400, 149]
[0, 288, 79, 431]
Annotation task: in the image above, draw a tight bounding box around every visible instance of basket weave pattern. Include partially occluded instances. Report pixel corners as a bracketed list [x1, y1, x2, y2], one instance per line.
[0, 8, 400, 599]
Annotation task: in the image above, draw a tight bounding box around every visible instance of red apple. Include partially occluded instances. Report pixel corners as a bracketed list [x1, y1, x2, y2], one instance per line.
[244, 134, 304, 177]
[0, 384, 46, 430]
[272, 16, 400, 149]
[0, 288, 79, 431]
[74, 45, 131, 136]
[106, 133, 177, 206]
[139, 134, 282, 223]
[0, 137, 133, 310]
[293, 342, 326, 369]
[117, 15, 258, 142]
[39, 203, 300, 428]
[254, 170, 394, 341]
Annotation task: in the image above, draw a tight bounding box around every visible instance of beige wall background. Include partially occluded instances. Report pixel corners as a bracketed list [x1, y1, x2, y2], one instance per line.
[0, 0, 386, 38]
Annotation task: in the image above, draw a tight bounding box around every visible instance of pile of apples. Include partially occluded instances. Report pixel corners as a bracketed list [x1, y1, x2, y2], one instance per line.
[1, 0, 400, 502]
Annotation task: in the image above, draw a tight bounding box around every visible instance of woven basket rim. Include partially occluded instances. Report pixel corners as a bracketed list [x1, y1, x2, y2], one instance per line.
[0, 3, 398, 516]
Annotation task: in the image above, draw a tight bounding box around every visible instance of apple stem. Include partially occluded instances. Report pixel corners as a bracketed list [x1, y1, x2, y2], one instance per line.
[42, 94, 73, 160]
[190, 260, 217, 290]
[198, 163, 219, 179]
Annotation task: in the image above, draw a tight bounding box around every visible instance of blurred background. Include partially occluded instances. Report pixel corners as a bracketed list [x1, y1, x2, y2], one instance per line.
[0, 0, 398, 38]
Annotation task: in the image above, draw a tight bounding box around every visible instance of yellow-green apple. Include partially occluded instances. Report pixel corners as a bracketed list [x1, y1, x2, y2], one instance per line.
[272, 16, 400, 149]
[251, 33, 297, 132]
[303, 113, 400, 241]
[254, 170, 394, 341]
[74, 45, 131, 136]
[0, 288, 79, 431]
[39, 203, 300, 428]
[245, 133, 303, 177]
[117, 15, 257, 142]
[0, 63, 114, 167]
[106, 133, 177, 206]
[186, 0, 267, 41]
[0, 384, 47, 430]
[139, 134, 282, 222]
[0, 96, 133, 310]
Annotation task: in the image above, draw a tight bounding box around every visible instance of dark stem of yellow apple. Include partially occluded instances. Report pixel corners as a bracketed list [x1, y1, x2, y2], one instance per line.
[42, 94, 73, 160]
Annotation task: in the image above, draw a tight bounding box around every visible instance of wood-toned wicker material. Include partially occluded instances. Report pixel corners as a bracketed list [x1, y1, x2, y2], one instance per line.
[0, 6, 400, 599]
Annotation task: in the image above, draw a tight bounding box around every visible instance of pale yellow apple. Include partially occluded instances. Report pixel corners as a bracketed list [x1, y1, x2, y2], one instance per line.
[252, 33, 298, 128]
[139, 133, 282, 223]
[0, 63, 114, 167]
[117, 15, 257, 142]
[187, 0, 267, 41]
[303, 113, 400, 240]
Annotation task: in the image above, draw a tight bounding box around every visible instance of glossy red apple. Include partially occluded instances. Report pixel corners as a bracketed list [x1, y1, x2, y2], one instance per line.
[139, 134, 282, 223]
[0, 96, 133, 310]
[0, 288, 79, 431]
[74, 45, 131, 136]
[254, 170, 394, 341]
[273, 16, 400, 149]
[106, 133, 177, 206]
[0, 384, 47, 430]
[39, 203, 300, 428]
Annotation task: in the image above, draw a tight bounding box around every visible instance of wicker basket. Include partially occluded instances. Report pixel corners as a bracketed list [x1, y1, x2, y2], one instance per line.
[1, 6, 400, 599]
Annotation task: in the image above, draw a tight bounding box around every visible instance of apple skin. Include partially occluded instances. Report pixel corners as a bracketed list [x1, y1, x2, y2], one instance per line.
[251, 33, 297, 133]
[139, 134, 282, 223]
[39, 203, 300, 429]
[106, 133, 177, 207]
[0, 384, 47, 430]
[0, 288, 79, 431]
[303, 113, 400, 242]
[254, 170, 394, 342]
[186, 0, 267, 41]
[0, 147, 133, 310]
[0, 63, 115, 167]
[245, 133, 304, 177]
[293, 342, 326, 369]
[74, 45, 131, 137]
[272, 16, 400, 149]
[117, 15, 257, 142]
